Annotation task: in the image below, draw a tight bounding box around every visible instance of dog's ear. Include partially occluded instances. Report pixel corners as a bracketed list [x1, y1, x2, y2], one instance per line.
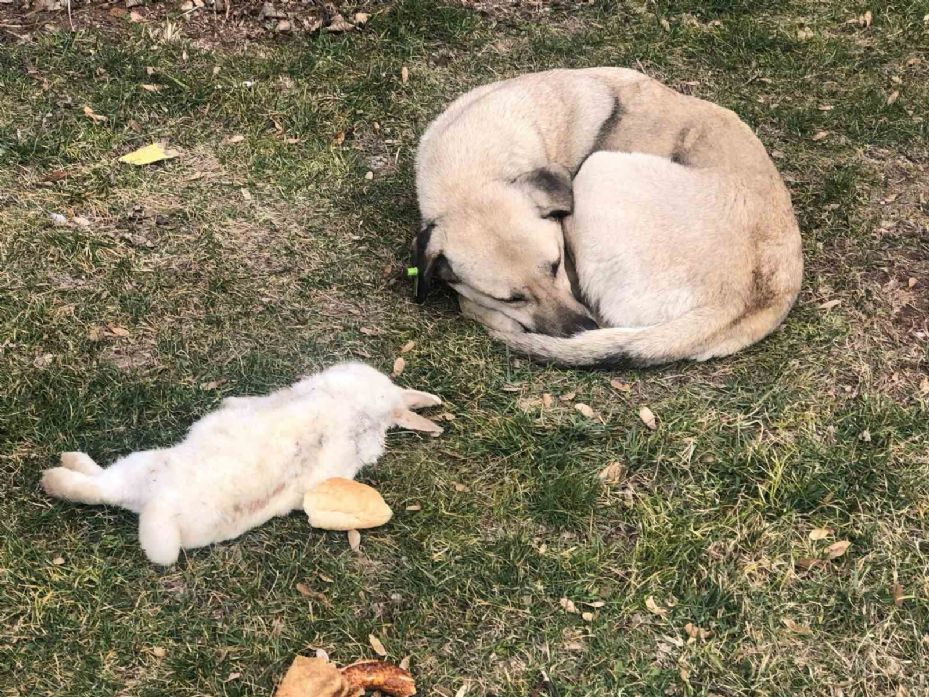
[412, 222, 438, 303]
[516, 164, 573, 219]
[412, 222, 459, 302]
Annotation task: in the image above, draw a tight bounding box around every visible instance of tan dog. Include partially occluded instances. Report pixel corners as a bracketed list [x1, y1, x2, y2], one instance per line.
[413, 67, 802, 366]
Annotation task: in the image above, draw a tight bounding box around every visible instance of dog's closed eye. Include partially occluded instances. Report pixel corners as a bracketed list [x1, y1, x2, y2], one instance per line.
[503, 292, 527, 304]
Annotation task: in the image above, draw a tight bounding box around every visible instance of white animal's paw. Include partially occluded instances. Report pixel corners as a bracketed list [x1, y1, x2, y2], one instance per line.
[60, 451, 102, 475]
[41, 467, 77, 498]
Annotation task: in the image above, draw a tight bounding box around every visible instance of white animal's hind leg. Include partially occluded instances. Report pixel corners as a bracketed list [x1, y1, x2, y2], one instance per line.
[60, 451, 104, 476]
[138, 500, 181, 566]
[41, 467, 108, 505]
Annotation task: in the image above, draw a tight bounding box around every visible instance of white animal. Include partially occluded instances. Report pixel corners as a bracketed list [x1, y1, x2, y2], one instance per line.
[40, 362, 442, 566]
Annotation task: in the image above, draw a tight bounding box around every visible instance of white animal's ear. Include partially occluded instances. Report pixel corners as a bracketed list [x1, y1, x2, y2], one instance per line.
[401, 389, 442, 410]
[515, 164, 573, 219]
[392, 408, 444, 435]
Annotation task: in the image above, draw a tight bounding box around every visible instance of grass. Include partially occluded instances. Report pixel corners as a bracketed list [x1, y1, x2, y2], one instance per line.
[1, 1, 928, 695]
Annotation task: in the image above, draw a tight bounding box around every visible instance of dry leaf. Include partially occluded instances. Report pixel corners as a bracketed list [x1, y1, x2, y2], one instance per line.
[808, 527, 832, 541]
[559, 597, 578, 614]
[107, 324, 130, 337]
[575, 403, 595, 419]
[453, 482, 470, 492]
[401, 66, 409, 84]
[83, 105, 107, 123]
[405, 504, 421, 511]
[659, 17, 670, 30]
[559, 390, 576, 402]
[818, 104, 834, 111]
[919, 376, 929, 395]
[333, 130, 346, 146]
[609, 378, 632, 392]
[296, 582, 312, 597]
[454, 686, 468, 697]
[326, 13, 355, 32]
[347, 529, 361, 552]
[683, 622, 709, 641]
[400, 340, 415, 353]
[825, 540, 851, 560]
[796, 557, 822, 572]
[541, 393, 554, 409]
[399, 655, 411, 671]
[887, 90, 900, 105]
[391, 357, 405, 377]
[781, 617, 812, 634]
[152, 646, 167, 658]
[581, 611, 594, 622]
[353, 12, 370, 25]
[892, 583, 904, 607]
[582, 600, 606, 608]
[318, 572, 334, 583]
[598, 461, 624, 485]
[811, 131, 830, 142]
[645, 596, 667, 616]
[129, 10, 144, 22]
[368, 634, 387, 657]
[638, 406, 657, 430]
[861, 9, 872, 27]
[859, 429, 871, 442]
[141, 83, 162, 92]
[364, 171, 374, 180]
[818, 299, 841, 310]
[52, 556, 65, 565]
[226, 134, 245, 144]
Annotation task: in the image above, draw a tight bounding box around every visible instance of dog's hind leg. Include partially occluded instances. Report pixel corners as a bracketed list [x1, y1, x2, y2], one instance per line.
[41, 467, 109, 505]
[138, 499, 181, 566]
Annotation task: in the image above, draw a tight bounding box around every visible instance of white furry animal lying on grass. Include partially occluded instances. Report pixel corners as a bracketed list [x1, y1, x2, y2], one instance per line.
[41, 362, 442, 566]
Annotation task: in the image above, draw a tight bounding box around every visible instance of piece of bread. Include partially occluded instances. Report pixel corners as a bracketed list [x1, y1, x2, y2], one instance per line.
[341, 660, 417, 697]
[273, 656, 348, 697]
[304, 478, 393, 531]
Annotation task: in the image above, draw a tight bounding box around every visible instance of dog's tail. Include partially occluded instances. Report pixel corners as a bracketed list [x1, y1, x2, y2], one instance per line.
[493, 300, 796, 367]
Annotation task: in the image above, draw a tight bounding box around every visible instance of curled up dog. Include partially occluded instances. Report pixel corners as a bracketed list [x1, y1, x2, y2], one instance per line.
[413, 67, 803, 366]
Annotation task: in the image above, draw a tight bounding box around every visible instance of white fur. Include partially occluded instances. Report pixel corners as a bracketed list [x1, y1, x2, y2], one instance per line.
[41, 362, 441, 566]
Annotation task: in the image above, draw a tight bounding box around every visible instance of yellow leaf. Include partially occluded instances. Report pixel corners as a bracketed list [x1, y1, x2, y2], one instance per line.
[598, 461, 624, 485]
[368, 634, 387, 656]
[83, 105, 107, 123]
[645, 595, 667, 616]
[391, 357, 406, 377]
[575, 403, 595, 419]
[825, 540, 851, 560]
[609, 378, 632, 392]
[639, 406, 657, 430]
[811, 131, 830, 142]
[808, 527, 832, 541]
[400, 340, 416, 353]
[781, 617, 812, 634]
[118, 143, 179, 166]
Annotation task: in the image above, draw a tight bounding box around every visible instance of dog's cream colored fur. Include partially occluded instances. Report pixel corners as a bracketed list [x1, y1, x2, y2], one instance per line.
[40, 362, 441, 566]
[414, 67, 802, 366]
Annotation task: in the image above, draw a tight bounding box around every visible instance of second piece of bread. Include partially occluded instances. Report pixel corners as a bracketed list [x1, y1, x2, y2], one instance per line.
[304, 477, 393, 530]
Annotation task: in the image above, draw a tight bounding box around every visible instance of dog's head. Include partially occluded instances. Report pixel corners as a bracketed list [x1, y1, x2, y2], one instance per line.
[413, 164, 596, 337]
